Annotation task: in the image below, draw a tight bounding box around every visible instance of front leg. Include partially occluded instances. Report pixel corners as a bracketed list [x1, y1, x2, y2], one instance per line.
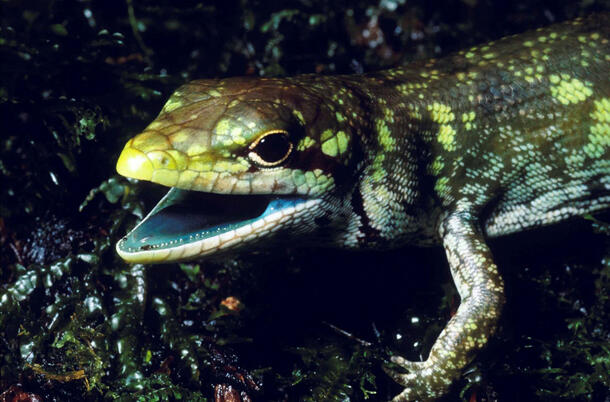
[389, 210, 505, 401]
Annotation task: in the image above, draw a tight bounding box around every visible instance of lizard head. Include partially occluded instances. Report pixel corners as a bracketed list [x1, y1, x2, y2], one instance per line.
[115, 76, 365, 263]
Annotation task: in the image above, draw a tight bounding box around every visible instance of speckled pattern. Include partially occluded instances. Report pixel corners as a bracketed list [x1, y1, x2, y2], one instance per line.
[116, 14, 609, 401]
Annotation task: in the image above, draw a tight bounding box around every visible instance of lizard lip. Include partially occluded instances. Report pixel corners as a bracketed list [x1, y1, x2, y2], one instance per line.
[116, 187, 314, 263]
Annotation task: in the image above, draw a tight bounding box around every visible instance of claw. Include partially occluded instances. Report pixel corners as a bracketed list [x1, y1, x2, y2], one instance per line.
[385, 356, 449, 401]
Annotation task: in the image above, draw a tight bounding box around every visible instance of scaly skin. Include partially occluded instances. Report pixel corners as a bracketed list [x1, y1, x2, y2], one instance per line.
[115, 14, 610, 401]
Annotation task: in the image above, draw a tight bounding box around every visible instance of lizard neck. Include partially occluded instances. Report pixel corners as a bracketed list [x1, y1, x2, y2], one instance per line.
[333, 76, 442, 248]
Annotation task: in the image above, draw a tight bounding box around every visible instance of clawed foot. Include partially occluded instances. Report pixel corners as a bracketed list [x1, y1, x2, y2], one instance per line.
[385, 355, 451, 401]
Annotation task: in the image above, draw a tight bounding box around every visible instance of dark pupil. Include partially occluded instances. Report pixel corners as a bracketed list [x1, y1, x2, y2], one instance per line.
[254, 133, 291, 163]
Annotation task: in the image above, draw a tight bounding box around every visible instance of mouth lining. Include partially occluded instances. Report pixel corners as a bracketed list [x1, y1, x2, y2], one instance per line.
[118, 187, 307, 254]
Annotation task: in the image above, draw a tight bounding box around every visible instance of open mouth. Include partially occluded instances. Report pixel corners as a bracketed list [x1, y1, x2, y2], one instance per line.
[116, 187, 316, 263]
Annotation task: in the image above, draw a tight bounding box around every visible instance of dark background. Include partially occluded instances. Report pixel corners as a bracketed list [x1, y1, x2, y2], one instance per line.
[0, 1, 609, 401]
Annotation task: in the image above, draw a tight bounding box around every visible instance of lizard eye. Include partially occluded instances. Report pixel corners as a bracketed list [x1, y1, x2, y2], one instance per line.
[248, 130, 293, 167]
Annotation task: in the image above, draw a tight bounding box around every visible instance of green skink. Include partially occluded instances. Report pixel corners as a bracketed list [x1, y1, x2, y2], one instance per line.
[115, 14, 609, 401]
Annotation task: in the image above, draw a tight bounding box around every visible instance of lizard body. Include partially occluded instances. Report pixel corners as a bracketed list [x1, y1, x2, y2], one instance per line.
[115, 14, 609, 400]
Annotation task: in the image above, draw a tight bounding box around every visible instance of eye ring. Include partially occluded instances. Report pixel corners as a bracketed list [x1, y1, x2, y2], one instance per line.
[248, 130, 293, 167]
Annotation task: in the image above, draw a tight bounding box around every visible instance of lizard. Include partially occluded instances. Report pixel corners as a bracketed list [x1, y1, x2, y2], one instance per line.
[114, 13, 610, 401]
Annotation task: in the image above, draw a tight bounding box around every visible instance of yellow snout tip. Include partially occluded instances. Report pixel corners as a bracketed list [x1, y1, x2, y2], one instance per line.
[116, 147, 154, 181]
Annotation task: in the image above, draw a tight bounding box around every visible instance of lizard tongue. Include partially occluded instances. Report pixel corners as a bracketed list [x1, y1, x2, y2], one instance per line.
[121, 187, 269, 251]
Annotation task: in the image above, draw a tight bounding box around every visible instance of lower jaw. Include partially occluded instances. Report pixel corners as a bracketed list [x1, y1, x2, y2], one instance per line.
[116, 187, 316, 263]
